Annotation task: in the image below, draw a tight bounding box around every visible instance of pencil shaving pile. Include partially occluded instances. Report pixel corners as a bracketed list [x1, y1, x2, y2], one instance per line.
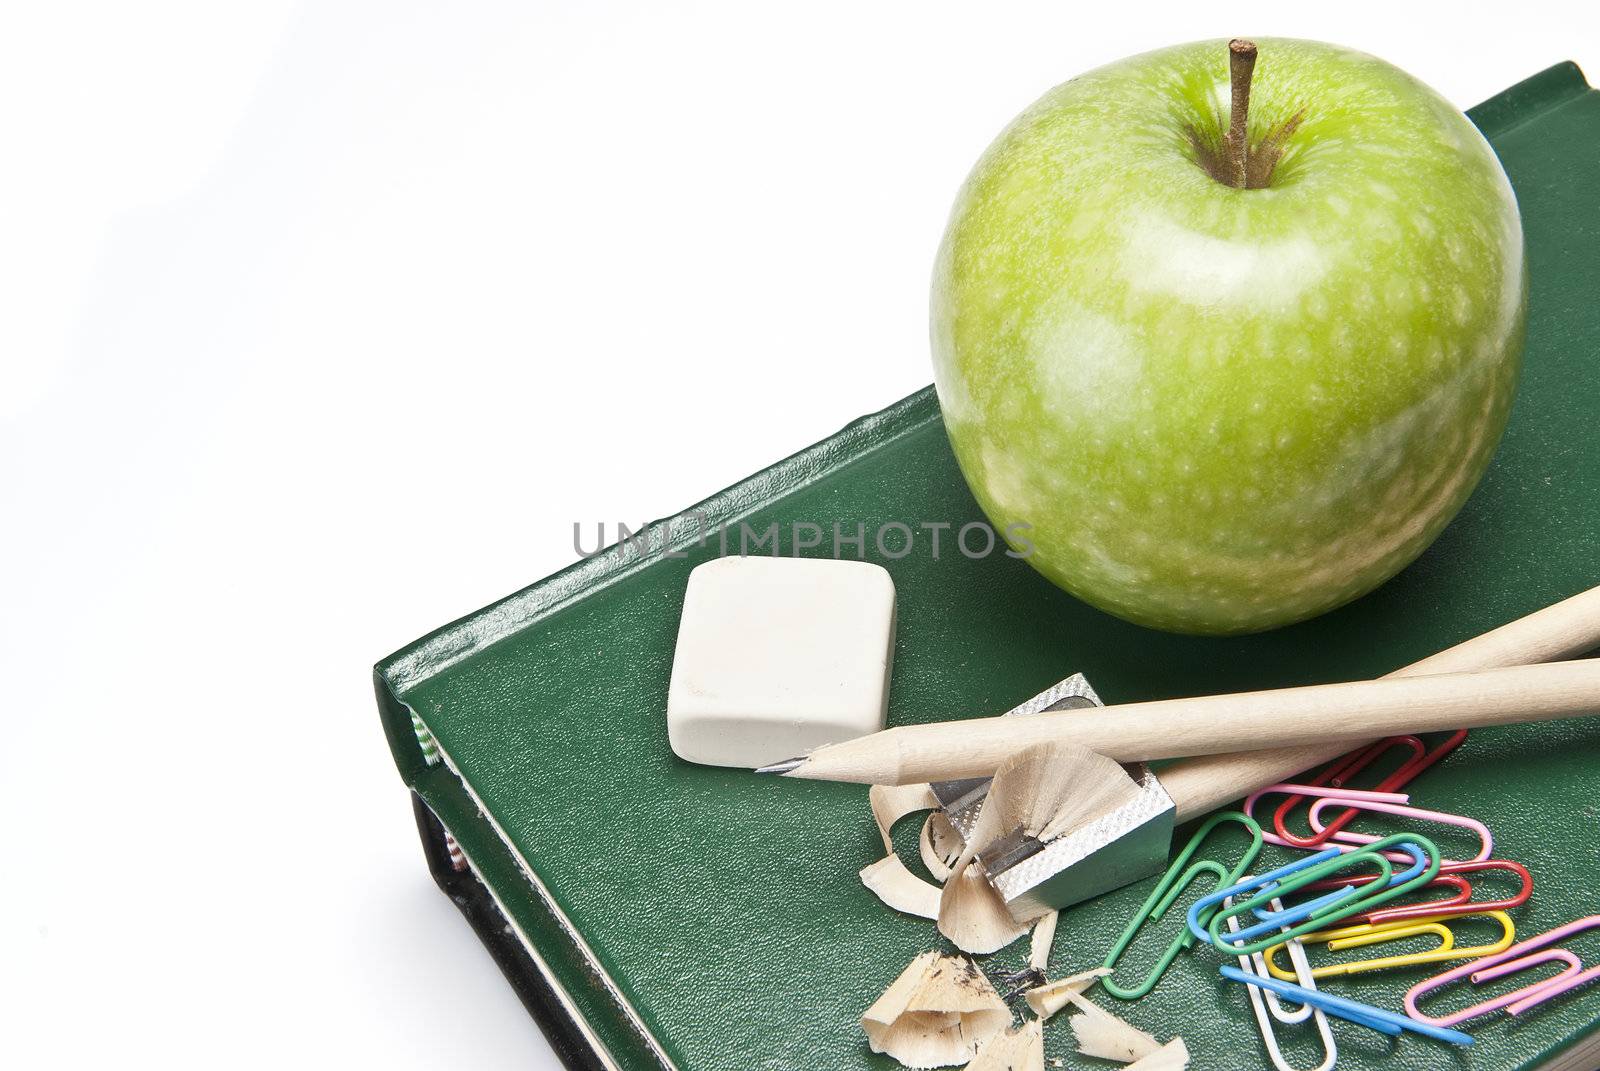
[858, 743, 1185, 1068]
[862, 952, 1011, 1068]
[862, 955, 1187, 1070]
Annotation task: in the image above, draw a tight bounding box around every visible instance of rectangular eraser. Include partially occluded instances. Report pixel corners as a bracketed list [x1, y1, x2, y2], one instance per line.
[666, 556, 896, 768]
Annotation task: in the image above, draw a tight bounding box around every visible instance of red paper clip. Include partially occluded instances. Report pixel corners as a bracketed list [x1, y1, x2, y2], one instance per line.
[1272, 730, 1469, 848]
[1368, 860, 1533, 924]
[1297, 859, 1533, 925]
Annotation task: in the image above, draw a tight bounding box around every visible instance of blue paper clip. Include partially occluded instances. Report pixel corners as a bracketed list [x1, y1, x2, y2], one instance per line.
[1220, 965, 1474, 1046]
[1185, 849, 1347, 943]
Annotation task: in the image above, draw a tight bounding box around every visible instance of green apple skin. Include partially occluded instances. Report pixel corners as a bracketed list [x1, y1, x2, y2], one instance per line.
[932, 38, 1525, 635]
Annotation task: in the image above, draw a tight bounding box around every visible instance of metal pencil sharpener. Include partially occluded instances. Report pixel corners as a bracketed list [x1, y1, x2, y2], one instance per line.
[928, 674, 1176, 918]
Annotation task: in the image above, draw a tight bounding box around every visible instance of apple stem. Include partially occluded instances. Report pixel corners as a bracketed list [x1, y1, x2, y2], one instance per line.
[1225, 38, 1257, 189]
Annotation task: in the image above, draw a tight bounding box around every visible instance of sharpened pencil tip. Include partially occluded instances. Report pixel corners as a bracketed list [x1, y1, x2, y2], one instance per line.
[754, 756, 805, 775]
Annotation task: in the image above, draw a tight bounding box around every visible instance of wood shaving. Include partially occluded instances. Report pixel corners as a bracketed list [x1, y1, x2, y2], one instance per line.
[937, 855, 1029, 954]
[859, 854, 941, 920]
[1022, 967, 1111, 1020]
[935, 744, 1138, 954]
[1028, 911, 1059, 971]
[1123, 1037, 1190, 1070]
[861, 783, 946, 919]
[920, 810, 962, 881]
[1065, 992, 1161, 1063]
[967, 742, 1142, 852]
[862, 951, 1011, 1068]
[967, 1019, 1043, 1071]
[870, 783, 941, 852]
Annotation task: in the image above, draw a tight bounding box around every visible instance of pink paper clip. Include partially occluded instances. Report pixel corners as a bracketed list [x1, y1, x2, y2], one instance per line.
[1272, 731, 1469, 849]
[1245, 784, 1411, 846]
[1306, 796, 1493, 865]
[1244, 783, 1491, 866]
[1406, 915, 1600, 1027]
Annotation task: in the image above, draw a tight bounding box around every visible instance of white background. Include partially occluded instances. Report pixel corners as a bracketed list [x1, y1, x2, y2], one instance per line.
[4, 3, 1595, 1066]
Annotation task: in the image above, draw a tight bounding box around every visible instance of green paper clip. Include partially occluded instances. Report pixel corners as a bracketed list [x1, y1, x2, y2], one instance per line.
[1102, 811, 1264, 999]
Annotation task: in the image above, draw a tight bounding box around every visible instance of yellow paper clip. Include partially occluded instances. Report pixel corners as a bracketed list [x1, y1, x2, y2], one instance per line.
[1265, 911, 1516, 980]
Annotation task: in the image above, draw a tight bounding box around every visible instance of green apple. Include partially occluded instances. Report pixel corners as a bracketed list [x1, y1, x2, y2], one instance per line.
[931, 37, 1525, 635]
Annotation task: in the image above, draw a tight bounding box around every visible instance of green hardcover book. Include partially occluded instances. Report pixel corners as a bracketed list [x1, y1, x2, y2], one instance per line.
[375, 63, 1600, 1071]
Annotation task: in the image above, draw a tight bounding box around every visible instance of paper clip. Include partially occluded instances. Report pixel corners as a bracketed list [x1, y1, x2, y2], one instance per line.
[1227, 896, 1336, 1071]
[1246, 784, 1409, 849]
[1101, 811, 1263, 999]
[1298, 858, 1534, 925]
[1190, 834, 1435, 953]
[1406, 915, 1600, 1027]
[1245, 783, 1491, 866]
[1295, 871, 1474, 922]
[1271, 731, 1468, 848]
[1306, 795, 1492, 863]
[1188, 833, 1441, 955]
[1368, 860, 1533, 924]
[1222, 965, 1474, 1046]
[1263, 910, 1516, 980]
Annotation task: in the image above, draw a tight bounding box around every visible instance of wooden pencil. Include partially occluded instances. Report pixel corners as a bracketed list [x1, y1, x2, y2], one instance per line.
[757, 657, 1600, 785]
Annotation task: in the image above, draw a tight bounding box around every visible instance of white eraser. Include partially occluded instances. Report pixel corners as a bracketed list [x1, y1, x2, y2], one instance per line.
[666, 556, 897, 768]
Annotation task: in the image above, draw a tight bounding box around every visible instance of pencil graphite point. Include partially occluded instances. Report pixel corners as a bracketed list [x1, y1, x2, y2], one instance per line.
[754, 756, 806, 776]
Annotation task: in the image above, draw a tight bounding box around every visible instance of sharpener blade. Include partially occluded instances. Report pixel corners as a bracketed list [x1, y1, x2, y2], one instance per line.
[928, 673, 1176, 916]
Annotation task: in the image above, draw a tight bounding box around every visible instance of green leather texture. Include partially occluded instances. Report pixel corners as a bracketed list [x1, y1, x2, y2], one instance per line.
[376, 63, 1600, 1071]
